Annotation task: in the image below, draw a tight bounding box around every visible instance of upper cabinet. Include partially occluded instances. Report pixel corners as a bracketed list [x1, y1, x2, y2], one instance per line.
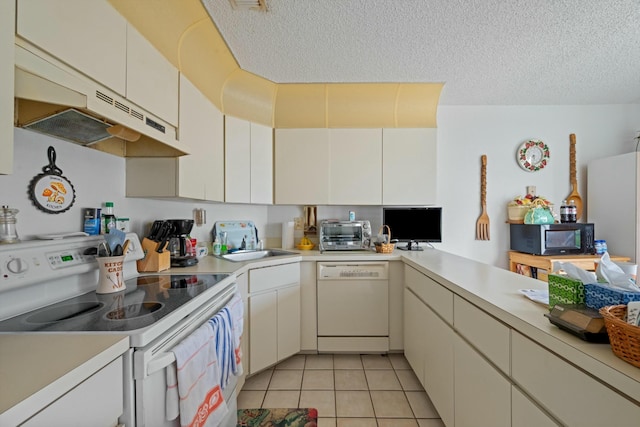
[126, 75, 224, 201]
[16, 0, 127, 95]
[0, 0, 15, 175]
[275, 128, 382, 205]
[250, 122, 274, 204]
[225, 116, 273, 204]
[329, 129, 382, 205]
[275, 128, 433, 205]
[383, 128, 437, 205]
[275, 129, 330, 205]
[126, 25, 179, 126]
[16, 0, 179, 127]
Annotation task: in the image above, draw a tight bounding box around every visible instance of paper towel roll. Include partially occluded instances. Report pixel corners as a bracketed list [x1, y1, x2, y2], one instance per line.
[282, 221, 295, 249]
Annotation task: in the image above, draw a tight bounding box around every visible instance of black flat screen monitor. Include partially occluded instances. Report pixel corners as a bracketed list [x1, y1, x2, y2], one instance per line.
[383, 207, 442, 250]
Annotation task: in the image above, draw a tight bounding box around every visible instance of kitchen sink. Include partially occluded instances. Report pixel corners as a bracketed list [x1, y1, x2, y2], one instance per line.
[217, 249, 298, 262]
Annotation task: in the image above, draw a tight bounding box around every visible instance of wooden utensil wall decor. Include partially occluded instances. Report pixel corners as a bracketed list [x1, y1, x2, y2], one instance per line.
[566, 133, 583, 220]
[28, 146, 76, 214]
[476, 154, 490, 240]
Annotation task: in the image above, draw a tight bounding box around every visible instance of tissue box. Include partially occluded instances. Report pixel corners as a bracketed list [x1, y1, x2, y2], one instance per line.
[584, 282, 640, 309]
[548, 274, 585, 309]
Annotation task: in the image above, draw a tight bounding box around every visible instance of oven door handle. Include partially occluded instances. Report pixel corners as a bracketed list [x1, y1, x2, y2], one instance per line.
[147, 352, 176, 376]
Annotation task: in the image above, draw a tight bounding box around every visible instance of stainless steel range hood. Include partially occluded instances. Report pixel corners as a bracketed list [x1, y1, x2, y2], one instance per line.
[14, 45, 189, 157]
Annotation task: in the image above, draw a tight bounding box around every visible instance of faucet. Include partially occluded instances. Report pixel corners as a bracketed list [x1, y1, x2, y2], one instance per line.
[240, 236, 246, 250]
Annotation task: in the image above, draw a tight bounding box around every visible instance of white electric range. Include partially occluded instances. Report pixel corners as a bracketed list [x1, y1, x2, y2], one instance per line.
[0, 233, 239, 427]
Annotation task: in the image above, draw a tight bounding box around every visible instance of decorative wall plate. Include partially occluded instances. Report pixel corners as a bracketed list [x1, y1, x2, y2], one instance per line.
[28, 146, 76, 214]
[517, 140, 550, 172]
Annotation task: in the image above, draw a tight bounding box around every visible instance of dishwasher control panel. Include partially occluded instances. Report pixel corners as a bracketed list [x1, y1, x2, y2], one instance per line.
[317, 262, 388, 280]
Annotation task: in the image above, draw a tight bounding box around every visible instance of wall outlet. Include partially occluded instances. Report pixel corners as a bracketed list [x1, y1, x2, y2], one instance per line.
[294, 217, 304, 230]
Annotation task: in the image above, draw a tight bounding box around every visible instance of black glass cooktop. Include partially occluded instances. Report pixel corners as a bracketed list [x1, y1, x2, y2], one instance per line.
[0, 273, 231, 333]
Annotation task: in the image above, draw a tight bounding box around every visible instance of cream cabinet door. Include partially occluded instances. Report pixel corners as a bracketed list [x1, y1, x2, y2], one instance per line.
[125, 75, 223, 201]
[23, 357, 123, 427]
[422, 303, 454, 427]
[299, 261, 317, 351]
[249, 291, 278, 374]
[16, 0, 127, 95]
[403, 289, 429, 383]
[275, 129, 330, 205]
[512, 387, 560, 427]
[225, 116, 251, 203]
[328, 129, 382, 205]
[0, 0, 14, 174]
[178, 75, 224, 201]
[512, 331, 640, 426]
[250, 122, 273, 204]
[126, 24, 179, 126]
[454, 334, 511, 427]
[382, 128, 437, 205]
[277, 284, 301, 360]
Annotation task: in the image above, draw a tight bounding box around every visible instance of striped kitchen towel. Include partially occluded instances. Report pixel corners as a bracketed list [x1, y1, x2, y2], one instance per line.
[166, 321, 228, 427]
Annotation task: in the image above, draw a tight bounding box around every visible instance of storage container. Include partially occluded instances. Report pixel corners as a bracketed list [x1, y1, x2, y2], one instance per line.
[547, 274, 585, 309]
[585, 282, 640, 309]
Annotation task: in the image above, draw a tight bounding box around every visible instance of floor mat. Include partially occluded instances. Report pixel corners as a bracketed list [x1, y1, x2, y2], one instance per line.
[236, 408, 317, 426]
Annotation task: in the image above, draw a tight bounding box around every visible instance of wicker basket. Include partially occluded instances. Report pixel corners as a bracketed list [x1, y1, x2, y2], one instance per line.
[374, 225, 395, 254]
[599, 305, 640, 368]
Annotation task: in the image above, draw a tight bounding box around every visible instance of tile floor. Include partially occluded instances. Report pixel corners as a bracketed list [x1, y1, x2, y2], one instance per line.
[237, 353, 445, 427]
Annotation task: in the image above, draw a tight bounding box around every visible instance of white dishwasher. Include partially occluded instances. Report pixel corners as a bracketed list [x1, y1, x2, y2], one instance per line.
[317, 262, 389, 352]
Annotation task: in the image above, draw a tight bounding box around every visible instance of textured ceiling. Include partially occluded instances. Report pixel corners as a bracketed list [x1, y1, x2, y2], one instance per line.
[202, 0, 640, 105]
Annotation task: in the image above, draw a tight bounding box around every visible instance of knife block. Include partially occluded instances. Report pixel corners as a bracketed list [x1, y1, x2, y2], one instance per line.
[136, 237, 170, 272]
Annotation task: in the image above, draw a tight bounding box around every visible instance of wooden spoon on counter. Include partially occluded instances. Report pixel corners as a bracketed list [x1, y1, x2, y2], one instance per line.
[566, 133, 583, 220]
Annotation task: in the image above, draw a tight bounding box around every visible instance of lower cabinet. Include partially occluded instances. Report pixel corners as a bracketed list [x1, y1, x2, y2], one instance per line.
[403, 288, 430, 382]
[23, 356, 123, 427]
[404, 288, 454, 427]
[511, 387, 559, 427]
[248, 262, 301, 374]
[512, 331, 640, 426]
[454, 334, 511, 427]
[299, 261, 317, 352]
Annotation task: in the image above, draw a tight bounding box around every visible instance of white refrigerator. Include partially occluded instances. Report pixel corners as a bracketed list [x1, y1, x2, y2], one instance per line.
[587, 151, 639, 262]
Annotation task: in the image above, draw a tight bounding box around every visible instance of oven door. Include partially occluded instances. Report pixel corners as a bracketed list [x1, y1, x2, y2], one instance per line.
[132, 282, 239, 427]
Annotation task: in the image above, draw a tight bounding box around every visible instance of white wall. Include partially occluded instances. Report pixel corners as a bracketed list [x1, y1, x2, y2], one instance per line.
[436, 104, 640, 267]
[3, 103, 639, 269]
[1, 129, 268, 246]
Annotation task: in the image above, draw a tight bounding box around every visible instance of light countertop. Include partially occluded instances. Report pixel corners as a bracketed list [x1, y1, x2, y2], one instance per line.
[3, 246, 639, 423]
[179, 248, 640, 403]
[0, 334, 129, 425]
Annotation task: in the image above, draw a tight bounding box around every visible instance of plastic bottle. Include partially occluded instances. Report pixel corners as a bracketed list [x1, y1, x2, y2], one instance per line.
[103, 202, 117, 234]
[220, 232, 228, 254]
[213, 237, 221, 255]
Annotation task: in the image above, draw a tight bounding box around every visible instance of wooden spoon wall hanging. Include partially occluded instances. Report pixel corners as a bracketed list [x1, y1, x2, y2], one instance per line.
[28, 146, 76, 214]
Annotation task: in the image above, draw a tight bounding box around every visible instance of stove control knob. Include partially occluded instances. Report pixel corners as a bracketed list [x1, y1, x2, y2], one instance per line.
[6, 257, 28, 275]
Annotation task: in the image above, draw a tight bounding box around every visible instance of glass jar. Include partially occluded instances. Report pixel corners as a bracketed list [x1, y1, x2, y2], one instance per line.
[0, 206, 20, 244]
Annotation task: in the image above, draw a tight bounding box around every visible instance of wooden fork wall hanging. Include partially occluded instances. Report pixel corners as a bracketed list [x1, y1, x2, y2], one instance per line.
[476, 154, 490, 240]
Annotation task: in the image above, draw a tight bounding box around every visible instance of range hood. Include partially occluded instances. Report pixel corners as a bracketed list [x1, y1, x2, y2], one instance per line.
[14, 44, 189, 157]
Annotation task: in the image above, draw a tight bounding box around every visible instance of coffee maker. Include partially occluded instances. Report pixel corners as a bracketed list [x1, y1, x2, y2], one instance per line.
[167, 219, 198, 267]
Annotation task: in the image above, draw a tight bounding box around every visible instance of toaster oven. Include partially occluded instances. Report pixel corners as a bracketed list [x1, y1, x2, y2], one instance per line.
[319, 220, 372, 252]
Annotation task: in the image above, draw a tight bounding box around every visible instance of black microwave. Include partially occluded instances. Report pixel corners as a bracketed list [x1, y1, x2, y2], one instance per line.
[510, 223, 595, 255]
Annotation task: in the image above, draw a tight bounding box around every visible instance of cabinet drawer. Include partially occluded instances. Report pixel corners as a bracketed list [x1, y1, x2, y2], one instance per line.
[454, 296, 510, 374]
[249, 262, 300, 293]
[512, 332, 640, 426]
[404, 265, 453, 324]
[23, 356, 123, 426]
